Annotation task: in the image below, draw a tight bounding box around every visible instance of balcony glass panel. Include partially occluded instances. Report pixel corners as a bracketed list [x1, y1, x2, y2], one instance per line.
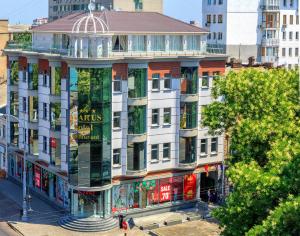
[128, 106, 146, 135]
[180, 102, 198, 129]
[10, 92, 19, 117]
[181, 67, 198, 95]
[9, 61, 19, 85]
[28, 64, 38, 90]
[29, 96, 38, 123]
[187, 35, 201, 51]
[29, 129, 38, 155]
[50, 103, 61, 131]
[132, 35, 146, 51]
[127, 142, 146, 171]
[128, 68, 147, 98]
[179, 136, 196, 164]
[150, 35, 166, 51]
[50, 67, 61, 96]
[169, 35, 183, 51]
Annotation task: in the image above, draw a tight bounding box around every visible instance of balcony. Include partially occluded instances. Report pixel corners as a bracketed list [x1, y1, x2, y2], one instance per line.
[261, 0, 280, 11]
[261, 38, 279, 47]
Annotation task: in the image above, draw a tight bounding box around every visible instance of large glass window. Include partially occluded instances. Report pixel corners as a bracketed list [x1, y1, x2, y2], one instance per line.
[128, 106, 146, 134]
[50, 137, 61, 167]
[128, 68, 147, 98]
[29, 96, 38, 123]
[127, 142, 146, 171]
[28, 129, 38, 156]
[50, 67, 61, 96]
[132, 35, 146, 51]
[180, 102, 198, 129]
[169, 35, 183, 51]
[187, 35, 201, 51]
[181, 67, 198, 95]
[28, 64, 38, 90]
[9, 61, 19, 85]
[10, 92, 19, 116]
[112, 35, 128, 52]
[50, 103, 61, 131]
[179, 137, 196, 164]
[150, 35, 166, 51]
[69, 67, 112, 188]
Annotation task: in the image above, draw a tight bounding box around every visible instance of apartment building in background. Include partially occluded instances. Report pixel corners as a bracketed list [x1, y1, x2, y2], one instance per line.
[202, 0, 300, 68]
[33, 18, 49, 26]
[5, 9, 226, 231]
[0, 20, 9, 86]
[49, 0, 163, 21]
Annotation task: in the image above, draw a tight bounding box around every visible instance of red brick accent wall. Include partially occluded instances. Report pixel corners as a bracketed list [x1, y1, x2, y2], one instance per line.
[199, 60, 226, 76]
[38, 59, 49, 74]
[112, 63, 128, 80]
[61, 61, 68, 79]
[148, 62, 181, 80]
[18, 56, 27, 70]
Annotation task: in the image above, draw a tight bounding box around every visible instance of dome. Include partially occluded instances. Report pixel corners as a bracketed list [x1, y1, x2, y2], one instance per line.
[72, 12, 109, 34]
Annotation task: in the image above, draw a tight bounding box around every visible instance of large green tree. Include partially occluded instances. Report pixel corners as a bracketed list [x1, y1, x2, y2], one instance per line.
[202, 68, 300, 235]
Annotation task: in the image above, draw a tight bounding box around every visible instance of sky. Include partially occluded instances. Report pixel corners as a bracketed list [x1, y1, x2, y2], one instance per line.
[0, 0, 202, 25]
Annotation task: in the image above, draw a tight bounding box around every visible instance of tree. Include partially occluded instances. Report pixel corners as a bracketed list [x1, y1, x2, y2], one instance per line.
[202, 68, 300, 235]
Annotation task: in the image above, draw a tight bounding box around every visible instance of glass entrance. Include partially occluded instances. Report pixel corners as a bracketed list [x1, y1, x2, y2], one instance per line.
[71, 189, 112, 218]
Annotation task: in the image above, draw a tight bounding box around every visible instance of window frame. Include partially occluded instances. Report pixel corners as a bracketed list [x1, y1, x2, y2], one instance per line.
[113, 76, 122, 93]
[113, 111, 121, 129]
[113, 148, 121, 166]
[43, 136, 47, 154]
[151, 108, 160, 126]
[200, 139, 208, 156]
[211, 137, 218, 154]
[152, 73, 160, 91]
[151, 144, 159, 161]
[202, 72, 210, 88]
[163, 143, 171, 160]
[163, 108, 171, 125]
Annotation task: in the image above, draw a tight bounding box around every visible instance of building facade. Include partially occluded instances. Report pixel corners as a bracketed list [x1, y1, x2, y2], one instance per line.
[202, 0, 299, 68]
[0, 20, 9, 90]
[49, 0, 163, 21]
[0, 106, 6, 172]
[5, 10, 226, 231]
[33, 18, 49, 26]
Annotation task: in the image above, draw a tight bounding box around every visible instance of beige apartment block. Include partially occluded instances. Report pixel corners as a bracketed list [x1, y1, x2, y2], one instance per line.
[49, 0, 163, 21]
[0, 20, 8, 106]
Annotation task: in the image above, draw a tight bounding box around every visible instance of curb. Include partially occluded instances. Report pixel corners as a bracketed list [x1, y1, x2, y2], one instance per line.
[7, 221, 25, 236]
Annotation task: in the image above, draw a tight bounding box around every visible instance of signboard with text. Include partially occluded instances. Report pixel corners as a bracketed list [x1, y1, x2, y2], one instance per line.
[160, 184, 171, 202]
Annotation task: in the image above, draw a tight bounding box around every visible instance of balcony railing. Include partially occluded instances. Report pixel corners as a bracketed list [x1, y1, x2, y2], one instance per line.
[261, 38, 280, 47]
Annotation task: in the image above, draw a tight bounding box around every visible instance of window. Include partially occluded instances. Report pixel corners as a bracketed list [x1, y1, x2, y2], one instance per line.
[163, 143, 170, 159]
[43, 103, 47, 120]
[113, 76, 122, 92]
[296, 32, 299, 40]
[113, 112, 121, 129]
[134, 0, 143, 10]
[150, 35, 165, 51]
[213, 32, 216, 40]
[295, 48, 299, 57]
[218, 32, 223, 40]
[283, 31, 286, 40]
[290, 0, 293, 7]
[290, 15, 293, 25]
[187, 35, 201, 51]
[289, 48, 292, 57]
[282, 48, 286, 57]
[289, 31, 293, 40]
[112, 35, 128, 52]
[22, 67, 26, 82]
[113, 149, 121, 165]
[213, 15, 216, 23]
[152, 74, 160, 91]
[211, 138, 218, 153]
[207, 33, 211, 40]
[132, 35, 146, 51]
[164, 73, 172, 89]
[219, 0, 223, 4]
[283, 15, 287, 25]
[151, 144, 159, 161]
[206, 15, 211, 24]
[202, 72, 209, 88]
[297, 15, 299, 25]
[218, 15, 223, 23]
[152, 109, 159, 126]
[200, 139, 207, 156]
[207, 0, 211, 5]
[169, 35, 183, 51]
[22, 97, 26, 113]
[43, 136, 47, 153]
[163, 108, 171, 125]
[43, 70, 48, 86]
[284, 0, 287, 6]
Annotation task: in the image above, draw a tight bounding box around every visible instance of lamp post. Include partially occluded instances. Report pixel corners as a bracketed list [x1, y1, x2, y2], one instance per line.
[0, 112, 28, 221]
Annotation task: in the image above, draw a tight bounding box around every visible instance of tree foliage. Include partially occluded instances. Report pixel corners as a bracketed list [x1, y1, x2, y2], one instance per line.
[202, 69, 300, 235]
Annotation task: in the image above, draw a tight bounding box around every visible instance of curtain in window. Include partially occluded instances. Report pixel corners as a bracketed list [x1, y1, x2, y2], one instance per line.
[169, 35, 183, 51]
[132, 35, 146, 51]
[187, 35, 201, 51]
[151, 36, 165, 51]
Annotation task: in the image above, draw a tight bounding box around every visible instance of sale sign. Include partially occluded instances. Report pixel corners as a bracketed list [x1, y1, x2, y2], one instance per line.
[184, 174, 197, 200]
[160, 184, 171, 202]
[34, 165, 41, 188]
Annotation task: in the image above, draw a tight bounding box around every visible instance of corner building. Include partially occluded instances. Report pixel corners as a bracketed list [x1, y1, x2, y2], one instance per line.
[5, 10, 226, 231]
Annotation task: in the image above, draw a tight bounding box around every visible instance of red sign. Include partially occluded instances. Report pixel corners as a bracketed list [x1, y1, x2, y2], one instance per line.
[160, 184, 171, 202]
[184, 174, 197, 200]
[34, 165, 41, 188]
[50, 137, 57, 148]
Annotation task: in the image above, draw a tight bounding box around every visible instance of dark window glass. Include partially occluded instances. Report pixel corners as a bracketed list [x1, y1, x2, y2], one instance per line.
[151, 144, 159, 160]
[200, 139, 207, 155]
[113, 149, 121, 165]
[152, 74, 160, 90]
[152, 109, 159, 126]
[163, 108, 171, 125]
[163, 143, 170, 159]
[113, 112, 121, 128]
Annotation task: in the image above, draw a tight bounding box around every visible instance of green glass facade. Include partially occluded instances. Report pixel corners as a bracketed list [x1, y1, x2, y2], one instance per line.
[9, 61, 19, 85]
[69, 67, 112, 188]
[180, 102, 198, 129]
[179, 136, 197, 164]
[128, 106, 147, 134]
[181, 67, 198, 95]
[128, 68, 147, 98]
[28, 63, 38, 90]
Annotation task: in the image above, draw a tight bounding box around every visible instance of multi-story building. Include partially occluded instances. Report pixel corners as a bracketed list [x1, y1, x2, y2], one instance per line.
[5, 10, 226, 231]
[0, 20, 9, 85]
[33, 18, 49, 26]
[49, 0, 163, 21]
[202, 0, 299, 68]
[0, 106, 6, 172]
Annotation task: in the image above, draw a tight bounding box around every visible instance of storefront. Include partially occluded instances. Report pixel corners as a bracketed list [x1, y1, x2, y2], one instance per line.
[112, 174, 197, 214]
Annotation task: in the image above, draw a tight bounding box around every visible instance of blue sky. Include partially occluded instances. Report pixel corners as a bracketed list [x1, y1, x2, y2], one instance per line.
[0, 0, 201, 24]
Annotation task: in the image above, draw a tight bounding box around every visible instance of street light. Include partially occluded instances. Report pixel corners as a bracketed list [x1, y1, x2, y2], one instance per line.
[0, 112, 28, 221]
